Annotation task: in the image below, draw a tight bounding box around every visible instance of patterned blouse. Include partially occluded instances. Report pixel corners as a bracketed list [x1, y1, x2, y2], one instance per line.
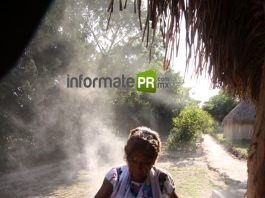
[105, 165, 175, 198]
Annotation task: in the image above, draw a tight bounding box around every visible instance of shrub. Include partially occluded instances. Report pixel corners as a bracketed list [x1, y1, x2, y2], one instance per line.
[167, 106, 214, 149]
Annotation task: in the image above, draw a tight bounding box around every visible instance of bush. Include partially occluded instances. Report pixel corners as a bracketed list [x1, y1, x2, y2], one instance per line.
[167, 106, 214, 149]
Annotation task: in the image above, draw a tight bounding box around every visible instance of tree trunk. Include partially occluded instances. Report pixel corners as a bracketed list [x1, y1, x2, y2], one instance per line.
[247, 61, 265, 197]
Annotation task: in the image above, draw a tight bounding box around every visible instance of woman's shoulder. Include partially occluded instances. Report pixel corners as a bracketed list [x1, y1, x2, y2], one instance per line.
[105, 165, 128, 186]
[153, 166, 172, 177]
[153, 166, 175, 195]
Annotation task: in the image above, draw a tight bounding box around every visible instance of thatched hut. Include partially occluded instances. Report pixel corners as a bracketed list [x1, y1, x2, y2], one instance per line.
[223, 101, 256, 141]
[110, 0, 265, 196]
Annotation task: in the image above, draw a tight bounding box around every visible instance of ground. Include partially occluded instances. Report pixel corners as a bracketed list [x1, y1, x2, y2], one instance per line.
[0, 134, 247, 198]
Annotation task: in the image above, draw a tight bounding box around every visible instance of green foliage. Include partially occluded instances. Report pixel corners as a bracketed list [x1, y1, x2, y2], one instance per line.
[167, 106, 215, 149]
[112, 68, 196, 136]
[212, 133, 249, 159]
[202, 91, 239, 123]
[0, 0, 196, 171]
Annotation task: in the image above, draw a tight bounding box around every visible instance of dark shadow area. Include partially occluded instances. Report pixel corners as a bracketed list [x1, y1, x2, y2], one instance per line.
[1, 1, 54, 80]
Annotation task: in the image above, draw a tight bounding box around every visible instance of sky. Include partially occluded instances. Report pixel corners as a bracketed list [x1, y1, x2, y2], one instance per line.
[172, 21, 219, 106]
[173, 60, 219, 106]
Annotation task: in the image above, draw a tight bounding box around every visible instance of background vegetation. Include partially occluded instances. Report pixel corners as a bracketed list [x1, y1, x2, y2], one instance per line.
[167, 106, 215, 149]
[0, 0, 197, 172]
[202, 91, 239, 123]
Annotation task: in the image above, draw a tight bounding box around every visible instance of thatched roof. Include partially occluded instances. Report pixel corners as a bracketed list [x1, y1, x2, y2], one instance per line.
[109, 0, 265, 102]
[223, 101, 256, 125]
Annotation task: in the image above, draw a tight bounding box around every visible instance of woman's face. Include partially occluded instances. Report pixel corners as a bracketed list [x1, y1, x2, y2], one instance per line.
[127, 151, 156, 182]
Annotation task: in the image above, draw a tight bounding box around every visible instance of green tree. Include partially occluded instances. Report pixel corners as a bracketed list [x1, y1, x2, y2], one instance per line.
[0, 0, 196, 171]
[0, 0, 152, 171]
[112, 67, 196, 136]
[167, 106, 214, 149]
[202, 91, 239, 123]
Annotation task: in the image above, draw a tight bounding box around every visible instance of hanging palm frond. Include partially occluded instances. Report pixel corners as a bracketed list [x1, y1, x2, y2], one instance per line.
[108, 0, 265, 102]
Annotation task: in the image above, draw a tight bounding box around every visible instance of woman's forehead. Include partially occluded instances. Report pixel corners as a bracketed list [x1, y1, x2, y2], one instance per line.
[130, 150, 154, 160]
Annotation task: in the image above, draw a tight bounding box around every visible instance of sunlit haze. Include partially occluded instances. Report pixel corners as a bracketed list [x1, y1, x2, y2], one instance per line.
[172, 20, 219, 106]
[173, 59, 219, 106]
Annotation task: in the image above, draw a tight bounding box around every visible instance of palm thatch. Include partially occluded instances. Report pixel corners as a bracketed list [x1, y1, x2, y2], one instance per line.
[108, 0, 265, 102]
[223, 101, 256, 125]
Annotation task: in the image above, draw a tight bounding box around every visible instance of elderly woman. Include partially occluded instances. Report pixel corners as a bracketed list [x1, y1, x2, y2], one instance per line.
[95, 126, 179, 198]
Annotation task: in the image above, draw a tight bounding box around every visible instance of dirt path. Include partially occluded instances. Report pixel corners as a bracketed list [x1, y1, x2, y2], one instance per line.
[0, 158, 110, 198]
[0, 136, 247, 198]
[202, 134, 247, 185]
[158, 143, 227, 197]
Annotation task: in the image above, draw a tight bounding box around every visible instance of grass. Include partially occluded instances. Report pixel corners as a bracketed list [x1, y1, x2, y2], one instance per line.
[215, 133, 225, 142]
[212, 133, 250, 159]
[50, 162, 226, 198]
[161, 166, 226, 197]
[170, 167, 210, 197]
[232, 141, 249, 156]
